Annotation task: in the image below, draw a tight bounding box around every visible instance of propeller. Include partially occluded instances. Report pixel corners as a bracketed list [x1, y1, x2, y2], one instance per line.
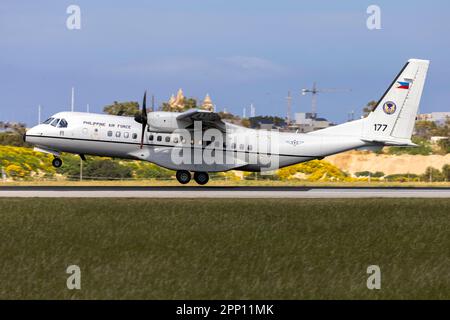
[134, 91, 148, 149]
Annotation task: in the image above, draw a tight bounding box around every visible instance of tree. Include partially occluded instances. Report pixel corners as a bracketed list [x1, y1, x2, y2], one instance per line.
[442, 164, 450, 181]
[218, 112, 240, 121]
[414, 120, 438, 139]
[160, 102, 172, 112]
[422, 167, 443, 182]
[0, 132, 30, 147]
[161, 97, 198, 112]
[184, 98, 198, 110]
[362, 101, 377, 117]
[240, 118, 251, 128]
[437, 138, 450, 154]
[103, 101, 139, 116]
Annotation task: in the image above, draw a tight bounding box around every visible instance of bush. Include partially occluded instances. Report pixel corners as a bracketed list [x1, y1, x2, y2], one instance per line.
[437, 138, 450, 154]
[384, 174, 419, 182]
[276, 160, 348, 181]
[0, 132, 30, 147]
[82, 159, 133, 180]
[387, 137, 433, 155]
[355, 171, 385, 178]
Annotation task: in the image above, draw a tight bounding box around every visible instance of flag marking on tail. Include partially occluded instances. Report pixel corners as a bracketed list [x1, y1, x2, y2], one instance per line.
[397, 81, 411, 89]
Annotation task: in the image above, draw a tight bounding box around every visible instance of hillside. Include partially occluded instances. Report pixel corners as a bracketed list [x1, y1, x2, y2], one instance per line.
[327, 151, 450, 175]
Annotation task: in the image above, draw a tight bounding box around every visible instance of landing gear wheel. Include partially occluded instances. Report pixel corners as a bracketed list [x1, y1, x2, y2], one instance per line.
[52, 158, 63, 168]
[194, 172, 209, 185]
[176, 170, 191, 184]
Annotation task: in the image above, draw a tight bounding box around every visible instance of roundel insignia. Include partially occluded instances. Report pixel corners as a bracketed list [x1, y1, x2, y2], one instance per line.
[383, 101, 397, 115]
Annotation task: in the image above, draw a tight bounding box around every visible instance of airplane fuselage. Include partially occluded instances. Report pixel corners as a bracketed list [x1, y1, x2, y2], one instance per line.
[24, 59, 430, 184]
[25, 111, 366, 173]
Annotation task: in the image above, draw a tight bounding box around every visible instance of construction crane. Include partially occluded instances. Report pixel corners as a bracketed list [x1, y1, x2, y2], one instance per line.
[286, 91, 292, 124]
[301, 82, 351, 119]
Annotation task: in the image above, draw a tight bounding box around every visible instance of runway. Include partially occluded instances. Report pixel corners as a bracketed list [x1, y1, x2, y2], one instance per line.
[0, 186, 449, 198]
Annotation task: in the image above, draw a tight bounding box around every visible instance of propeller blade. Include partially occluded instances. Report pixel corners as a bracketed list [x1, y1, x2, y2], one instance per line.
[140, 91, 148, 149]
[142, 91, 147, 119]
[140, 121, 146, 149]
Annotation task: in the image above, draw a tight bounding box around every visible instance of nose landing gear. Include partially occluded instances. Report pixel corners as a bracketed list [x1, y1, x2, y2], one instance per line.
[52, 157, 63, 168]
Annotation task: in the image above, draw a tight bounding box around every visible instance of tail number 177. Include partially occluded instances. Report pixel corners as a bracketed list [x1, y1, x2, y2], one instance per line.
[374, 124, 388, 132]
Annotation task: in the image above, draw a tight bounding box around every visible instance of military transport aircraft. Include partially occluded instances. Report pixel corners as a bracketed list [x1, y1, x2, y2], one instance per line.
[24, 59, 429, 185]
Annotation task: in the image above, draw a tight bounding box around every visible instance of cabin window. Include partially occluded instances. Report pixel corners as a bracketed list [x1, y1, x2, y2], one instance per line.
[248, 145, 253, 151]
[149, 134, 154, 141]
[43, 117, 54, 124]
[57, 119, 68, 128]
[124, 132, 129, 138]
[223, 142, 227, 149]
[231, 143, 236, 149]
[173, 137, 179, 144]
[165, 136, 171, 143]
[50, 118, 60, 127]
[132, 133, 137, 139]
[116, 131, 121, 138]
[157, 135, 162, 142]
[239, 144, 244, 150]
[107, 131, 113, 137]
[180, 136, 186, 144]
[94, 128, 98, 133]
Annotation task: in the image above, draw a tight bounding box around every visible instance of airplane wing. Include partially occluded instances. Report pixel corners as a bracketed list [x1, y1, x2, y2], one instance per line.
[176, 109, 222, 122]
[176, 109, 225, 131]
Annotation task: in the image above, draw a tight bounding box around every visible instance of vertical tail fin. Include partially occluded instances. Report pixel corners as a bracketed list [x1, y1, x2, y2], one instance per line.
[362, 59, 430, 143]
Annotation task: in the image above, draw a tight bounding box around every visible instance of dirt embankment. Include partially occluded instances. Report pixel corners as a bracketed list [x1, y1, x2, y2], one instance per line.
[326, 151, 450, 175]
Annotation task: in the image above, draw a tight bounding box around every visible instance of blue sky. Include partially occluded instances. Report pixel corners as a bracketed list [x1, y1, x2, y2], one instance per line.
[1, 0, 449, 126]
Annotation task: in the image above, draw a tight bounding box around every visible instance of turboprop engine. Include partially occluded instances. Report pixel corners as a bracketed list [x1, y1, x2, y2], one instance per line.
[146, 112, 187, 132]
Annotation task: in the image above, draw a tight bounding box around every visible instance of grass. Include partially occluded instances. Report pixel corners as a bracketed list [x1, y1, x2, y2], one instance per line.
[0, 198, 449, 299]
[2, 179, 450, 188]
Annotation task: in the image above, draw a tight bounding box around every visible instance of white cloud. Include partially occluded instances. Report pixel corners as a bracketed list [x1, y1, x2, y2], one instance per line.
[217, 56, 286, 73]
[112, 56, 288, 83]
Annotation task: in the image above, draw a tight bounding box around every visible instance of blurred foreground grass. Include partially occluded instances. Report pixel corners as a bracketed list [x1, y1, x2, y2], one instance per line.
[2, 179, 450, 187]
[0, 198, 449, 299]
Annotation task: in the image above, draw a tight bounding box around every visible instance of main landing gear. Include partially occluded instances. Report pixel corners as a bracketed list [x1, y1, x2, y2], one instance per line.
[193, 172, 209, 185]
[52, 157, 63, 168]
[176, 170, 191, 184]
[176, 170, 209, 185]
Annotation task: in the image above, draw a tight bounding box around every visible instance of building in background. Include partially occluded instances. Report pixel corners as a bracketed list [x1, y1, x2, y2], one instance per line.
[201, 94, 214, 111]
[166, 89, 215, 112]
[417, 112, 450, 124]
[290, 112, 333, 133]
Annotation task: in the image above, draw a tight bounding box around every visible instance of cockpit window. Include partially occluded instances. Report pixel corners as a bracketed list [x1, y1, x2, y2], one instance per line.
[50, 118, 60, 127]
[57, 119, 68, 128]
[43, 117, 54, 124]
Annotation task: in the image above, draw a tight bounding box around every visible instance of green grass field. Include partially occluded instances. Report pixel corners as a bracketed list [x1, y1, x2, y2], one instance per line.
[3, 179, 450, 187]
[0, 198, 449, 299]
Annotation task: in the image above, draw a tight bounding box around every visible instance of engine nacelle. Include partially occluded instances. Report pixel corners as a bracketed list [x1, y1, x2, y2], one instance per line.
[147, 112, 186, 132]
